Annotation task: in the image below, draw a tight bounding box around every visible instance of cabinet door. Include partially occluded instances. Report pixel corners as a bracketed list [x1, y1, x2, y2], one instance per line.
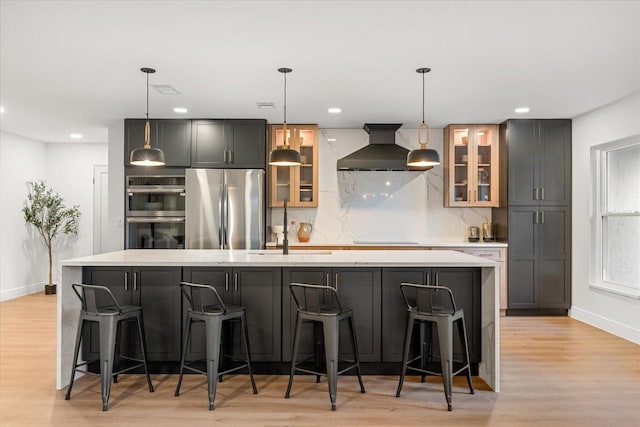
[508, 207, 539, 308]
[124, 119, 158, 166]
[233, 268, 281, 361]
[539, 120, 571, 206]
[182, 267, 232, 359]
[538, 207, 571, 308]
[381, 268, 429, 362]
[133, 267, 182, 361]
[282, 267, 332, 361]
[191, 120, 228, 168]
[432, 268, 481, 363]
[227, 120, 266, 169]
[507, 120, 538, 206]
[333, 268, 381, 362]
[81, 267, 132, 359]
[157, 120, 191, 167]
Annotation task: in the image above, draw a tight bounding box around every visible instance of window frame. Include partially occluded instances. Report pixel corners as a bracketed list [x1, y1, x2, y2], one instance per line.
[590, 135, 640, 299]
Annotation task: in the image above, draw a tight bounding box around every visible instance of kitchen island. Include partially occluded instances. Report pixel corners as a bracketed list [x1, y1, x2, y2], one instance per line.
[57, 249, 500, 392]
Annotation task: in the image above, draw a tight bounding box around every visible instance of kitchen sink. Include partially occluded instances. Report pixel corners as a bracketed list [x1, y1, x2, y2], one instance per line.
[248, 250, 332, 255]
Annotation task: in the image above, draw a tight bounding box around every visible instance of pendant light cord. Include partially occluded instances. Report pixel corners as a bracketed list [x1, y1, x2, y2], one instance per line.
[146, 70, 150, 122]
[283, 70, 287, 128]
[421, 71, 425, 125]
[417, 68, 430, 148]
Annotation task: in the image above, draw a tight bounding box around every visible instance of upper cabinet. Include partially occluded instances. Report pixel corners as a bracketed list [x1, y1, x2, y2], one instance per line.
[191, 119, 266, 169]
[444, 124, 499, 207]
[124, 119, 192, 167]
[501, 119, 571, 207]
[268, 124, 319, 207]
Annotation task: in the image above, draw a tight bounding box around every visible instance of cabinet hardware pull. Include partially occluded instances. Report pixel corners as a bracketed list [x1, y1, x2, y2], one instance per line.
[124, 272, 128, 291]
[334, 273, 339, 291]
[133, 272, 137, 291]
[325, 273, 330, 287]
[535, 211, 539, 224]
[426, 273, 430, 286]
[541, 211, 545, 224]
[534, 187, 539, 200]
[541, 187, 545, 200]
[229, 151, 234, 164]
[225, 272, 229, 291]
[223, 150, 228, 163]
[234, 272, 238, 291]
[435, 273, 439, 286]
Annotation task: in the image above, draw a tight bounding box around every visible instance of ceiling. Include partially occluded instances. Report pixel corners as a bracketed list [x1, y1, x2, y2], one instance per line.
[1, 1, 638, 143]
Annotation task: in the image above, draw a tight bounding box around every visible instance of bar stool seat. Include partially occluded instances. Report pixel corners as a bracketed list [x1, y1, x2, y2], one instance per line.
[65, 283, 154, 411]
[285, 282, 365, 411]
[175, 282, 258, 410]
[395, 283, 474, 411]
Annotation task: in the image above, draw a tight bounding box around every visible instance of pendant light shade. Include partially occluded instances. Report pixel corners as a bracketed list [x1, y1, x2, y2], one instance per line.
[130, 67, 165, 166]
[269, 67, 301, 166]
[407, 67, 440, 168]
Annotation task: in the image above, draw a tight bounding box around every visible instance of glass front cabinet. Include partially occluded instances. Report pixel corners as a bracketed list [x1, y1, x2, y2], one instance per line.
[444, 124, 499, 207]
[268, 124, 319, 207]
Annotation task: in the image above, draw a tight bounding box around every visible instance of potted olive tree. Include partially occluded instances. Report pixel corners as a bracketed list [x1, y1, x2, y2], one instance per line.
[22, 180, 81, 294]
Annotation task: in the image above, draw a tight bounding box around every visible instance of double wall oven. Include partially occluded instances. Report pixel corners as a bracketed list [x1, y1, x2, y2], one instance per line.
[126, 172, 186, 249]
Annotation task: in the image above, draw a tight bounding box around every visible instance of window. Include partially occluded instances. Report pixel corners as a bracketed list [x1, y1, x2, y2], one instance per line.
[590, 136, 640, 298]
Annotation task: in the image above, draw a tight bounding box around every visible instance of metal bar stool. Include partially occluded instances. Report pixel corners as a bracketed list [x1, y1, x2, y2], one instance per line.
[395, 283, 474, 411]
[65, 283, 154, 411]
[175, 282, 257, 410]
[285, 282, 365, 411]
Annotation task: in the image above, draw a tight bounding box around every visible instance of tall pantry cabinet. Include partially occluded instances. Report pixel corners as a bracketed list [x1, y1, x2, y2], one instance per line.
[492, 119, 571, 315]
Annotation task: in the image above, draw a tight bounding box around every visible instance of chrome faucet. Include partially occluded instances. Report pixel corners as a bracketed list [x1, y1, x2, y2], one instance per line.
[283, 197, 289, 255]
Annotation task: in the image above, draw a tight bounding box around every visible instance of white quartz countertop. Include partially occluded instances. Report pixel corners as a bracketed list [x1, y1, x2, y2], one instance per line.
[61, 249, 499, 267]
[264, 241, 508, 248]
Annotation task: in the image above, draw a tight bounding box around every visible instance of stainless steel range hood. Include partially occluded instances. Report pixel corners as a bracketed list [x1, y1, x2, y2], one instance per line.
[337, 123, 412, 171]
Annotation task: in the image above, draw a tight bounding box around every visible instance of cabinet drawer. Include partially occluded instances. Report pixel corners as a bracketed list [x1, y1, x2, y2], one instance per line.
[462, 248, 503, 261]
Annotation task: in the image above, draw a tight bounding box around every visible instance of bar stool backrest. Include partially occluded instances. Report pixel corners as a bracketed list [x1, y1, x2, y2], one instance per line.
[180, 281, 227, 314]
[71, 283, 122, 315]
[399, 283, 457, 316]
[289, 282, 344, 314]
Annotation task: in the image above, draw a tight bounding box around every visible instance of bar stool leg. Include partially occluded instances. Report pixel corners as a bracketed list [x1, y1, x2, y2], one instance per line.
[396, 312, 415, 397]
[240, 311, 258, 394]
[436, 318, 454, 411]
[457, 317, 474, 394]
[98, 317, 118, 411]
[204, 316, 223, 410]
[136, 312, 154, 393]
[285, 312, 303, 398]
[313, 322, 323, 384]
[65, 315, 85, 400]
[348, 316, 365, 393]
[323, 317, 339, 411]
[175, 314, 193, 397]
[419, 321, 427, 383]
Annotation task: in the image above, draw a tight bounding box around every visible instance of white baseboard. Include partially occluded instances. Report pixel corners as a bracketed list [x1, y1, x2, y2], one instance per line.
[570, 306, 640, 345]
[0, 283, 45, 302]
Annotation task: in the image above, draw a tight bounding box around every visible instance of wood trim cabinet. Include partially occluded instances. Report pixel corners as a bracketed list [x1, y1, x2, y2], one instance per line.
[268, 124, 319, 207]
[444, 124, 499, 207]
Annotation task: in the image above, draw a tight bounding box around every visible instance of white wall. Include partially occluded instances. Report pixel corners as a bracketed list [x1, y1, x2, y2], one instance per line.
[105, 120, 125, 252]
[571, 91, 640, 343]
[272, 128, 492, 244]
[0, 131, 108, 301]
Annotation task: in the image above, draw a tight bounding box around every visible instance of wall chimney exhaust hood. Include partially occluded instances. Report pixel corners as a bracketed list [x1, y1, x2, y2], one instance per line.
[337, 123, 416, 171]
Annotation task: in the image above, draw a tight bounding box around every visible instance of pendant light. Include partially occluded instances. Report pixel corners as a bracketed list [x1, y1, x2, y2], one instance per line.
[407, 67, 440, 168]
[130, 67, 165, 166]
[268, 67, 301, 166]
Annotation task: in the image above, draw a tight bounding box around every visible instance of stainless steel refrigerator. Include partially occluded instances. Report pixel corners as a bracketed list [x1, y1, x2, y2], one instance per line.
[185, 169, 265, 249]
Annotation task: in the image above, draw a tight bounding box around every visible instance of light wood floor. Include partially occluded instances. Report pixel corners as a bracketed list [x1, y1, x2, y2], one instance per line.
[1, 293, 638, 426]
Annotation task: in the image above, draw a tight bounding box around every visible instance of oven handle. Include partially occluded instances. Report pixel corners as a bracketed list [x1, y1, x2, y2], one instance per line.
[126, 187, 185, 194]
[126, 217, 185, 223]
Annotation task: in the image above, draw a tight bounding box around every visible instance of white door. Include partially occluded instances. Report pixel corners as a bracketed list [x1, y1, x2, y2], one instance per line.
[93, 165, 109, 254]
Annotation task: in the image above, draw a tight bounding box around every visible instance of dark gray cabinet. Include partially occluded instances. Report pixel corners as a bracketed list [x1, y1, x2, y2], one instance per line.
[381, 267, 481, 363]
[503, 119, 571, 207]
[281, 267, 382, 362]
[124, 119, 192, 167]
[494, 119, 572, 314]
[191, 119, 266, 169]
[182, 267, 281, 362]
[507, 206, 571, 309]
[81, 266, 182, 362]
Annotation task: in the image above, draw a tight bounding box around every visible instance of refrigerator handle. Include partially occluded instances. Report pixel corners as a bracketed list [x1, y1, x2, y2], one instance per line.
[222, 183, 229, 248]
[218, 183, 224, 249]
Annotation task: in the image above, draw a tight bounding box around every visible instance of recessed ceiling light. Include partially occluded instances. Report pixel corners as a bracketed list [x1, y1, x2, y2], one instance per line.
[0, 106, 4, 113]
[328, 107, 342, 114]
[515, 107, 530, 114]
[70, 133, 82, 139]
[256, 102, 275, 109]
[327, 138, 337, 142]
[173, 107, 188, 113]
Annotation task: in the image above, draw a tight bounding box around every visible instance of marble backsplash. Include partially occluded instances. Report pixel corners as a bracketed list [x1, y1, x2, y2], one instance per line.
[270, 127, 492, 245]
